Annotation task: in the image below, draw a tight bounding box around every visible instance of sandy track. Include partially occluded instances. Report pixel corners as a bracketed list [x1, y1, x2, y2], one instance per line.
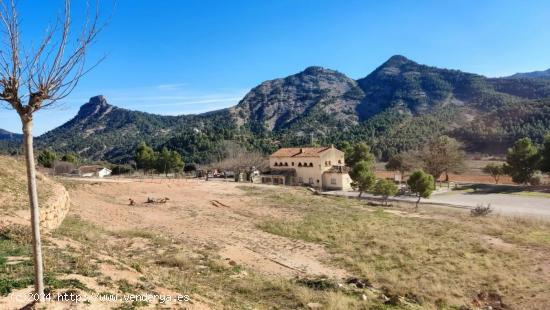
[67, 179, 348, 279]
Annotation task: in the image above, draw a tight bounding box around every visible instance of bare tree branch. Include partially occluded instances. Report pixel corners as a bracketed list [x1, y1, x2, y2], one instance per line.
[0, 0, 107, 118]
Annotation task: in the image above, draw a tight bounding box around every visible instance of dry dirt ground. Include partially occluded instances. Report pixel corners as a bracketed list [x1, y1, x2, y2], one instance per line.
[1, 179, 350, 310]
[67, 178, 348, 279]
[2, 177, 550, 309]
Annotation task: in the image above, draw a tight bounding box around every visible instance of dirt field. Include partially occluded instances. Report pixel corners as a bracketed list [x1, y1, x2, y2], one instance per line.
[2, 177, 550, 309]
[66, 179, 348, 279]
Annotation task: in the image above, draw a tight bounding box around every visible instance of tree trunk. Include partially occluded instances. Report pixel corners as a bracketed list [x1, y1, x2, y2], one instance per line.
[22, 120, 45, 302]
[415, 196, 421, 211]
[358, 191, 363, 197]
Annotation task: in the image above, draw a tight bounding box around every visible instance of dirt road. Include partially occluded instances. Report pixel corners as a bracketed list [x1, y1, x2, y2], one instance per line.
[325, 189, 550, 218]
[429, 191, 550, 217]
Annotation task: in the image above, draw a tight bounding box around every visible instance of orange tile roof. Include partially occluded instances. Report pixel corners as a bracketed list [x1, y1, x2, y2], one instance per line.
[270, 146, 337, 158]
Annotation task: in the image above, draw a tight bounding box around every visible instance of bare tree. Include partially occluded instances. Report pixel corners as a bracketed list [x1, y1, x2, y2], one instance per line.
[415, 136, 466, 187]
[0, 0, 103, 301]
[208, 142, 268, 172]
[53, 160, 75, 175]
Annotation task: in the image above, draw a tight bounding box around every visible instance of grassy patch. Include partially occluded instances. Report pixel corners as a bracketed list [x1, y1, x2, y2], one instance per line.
[53, 215, 107, 243]
[113, 229, 170, 247]
[258, 193, 550, 309]
[0, 223, 33, 296]
[0, 223, 92, 296]
[510, 191, 550, 198]
[476, 216, 550, 249]
[0, 156, 54, 211]
[45, 277, 88, 291]
[236, 185, 277, 196]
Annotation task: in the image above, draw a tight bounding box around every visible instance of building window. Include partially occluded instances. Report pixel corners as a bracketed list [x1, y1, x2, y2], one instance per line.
[291, 162, 294, 166]
[274, 162, 278, 166]
[280, 162, 283, 166]
[338, 160, 342, 164]
[331, 178, 336, 185]
[298, 163, 302, 167]
[309, 163, 313, 167]
[284, 162, 288, 166]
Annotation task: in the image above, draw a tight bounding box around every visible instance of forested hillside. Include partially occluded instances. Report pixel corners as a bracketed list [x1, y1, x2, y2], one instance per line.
[0, 129, 22, 155]
[21, 56, 550, 163]
[509, 68, 550, 80]
[37, 96, 240, 163]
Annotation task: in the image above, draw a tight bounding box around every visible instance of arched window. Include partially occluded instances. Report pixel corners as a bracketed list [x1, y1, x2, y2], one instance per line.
[338, 160, 342, 164]
[284, 162, 288, 166]
[274, 162, 278, 166]
[279, 162, 283, 166]
[309, 163, 313, 167]
[298, 163, 302, 167]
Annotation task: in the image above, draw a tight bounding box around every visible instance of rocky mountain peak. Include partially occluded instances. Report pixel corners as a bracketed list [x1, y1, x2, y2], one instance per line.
[76, 95, 113, 119]
[382, 55, 415, 67]
[88, 95, 109, 107]
[233, 65, 362, 131]
[301, 66, 336, 75]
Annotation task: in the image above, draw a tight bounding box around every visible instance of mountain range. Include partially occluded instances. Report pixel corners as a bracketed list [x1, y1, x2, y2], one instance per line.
[2, 55, 550, 163]
[0, 129, 22, 141]
[509, 68, 550, 80]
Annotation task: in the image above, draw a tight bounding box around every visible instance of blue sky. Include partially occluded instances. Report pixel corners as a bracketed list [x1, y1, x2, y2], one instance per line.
[1, 0, 550, 134]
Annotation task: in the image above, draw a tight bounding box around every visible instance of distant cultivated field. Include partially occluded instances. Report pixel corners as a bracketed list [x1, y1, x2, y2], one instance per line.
[375, 160, 541, 185]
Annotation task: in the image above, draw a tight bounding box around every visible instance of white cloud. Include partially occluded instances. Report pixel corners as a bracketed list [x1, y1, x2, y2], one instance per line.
[155, 83, 188, 90]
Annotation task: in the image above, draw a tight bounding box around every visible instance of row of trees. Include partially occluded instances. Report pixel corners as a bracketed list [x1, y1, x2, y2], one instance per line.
[483, 134, 550, 184]
[205, 142, 268, 172]
[135, 142, 184, 175]
[383, 135, 466, 187]
[37, 149, 79, 168]
[346, 143, 435, 208]
[379, 133, 550, 190]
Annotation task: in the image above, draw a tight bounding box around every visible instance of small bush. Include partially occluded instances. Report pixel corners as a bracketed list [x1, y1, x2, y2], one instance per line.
[155, 254, 192, 270]
[297, 276, 339, 291]
[0, 278, 33, 296]
[529, 172, 543, 186]
[471, 204, 492, 217]
[0, 223, 32, 244]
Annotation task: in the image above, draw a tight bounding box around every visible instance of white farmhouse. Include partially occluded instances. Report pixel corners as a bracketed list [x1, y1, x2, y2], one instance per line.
[77, 165, 112, 178]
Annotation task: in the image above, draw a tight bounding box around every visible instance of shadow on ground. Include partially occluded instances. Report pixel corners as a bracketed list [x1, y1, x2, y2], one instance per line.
[456, 183, 550, 195]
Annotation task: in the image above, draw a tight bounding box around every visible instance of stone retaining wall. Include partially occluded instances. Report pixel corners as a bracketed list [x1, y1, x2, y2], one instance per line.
[39, 182, 70, 230]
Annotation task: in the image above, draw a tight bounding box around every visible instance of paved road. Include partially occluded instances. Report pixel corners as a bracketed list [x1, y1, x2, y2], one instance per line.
[324, 190, 550, 218]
